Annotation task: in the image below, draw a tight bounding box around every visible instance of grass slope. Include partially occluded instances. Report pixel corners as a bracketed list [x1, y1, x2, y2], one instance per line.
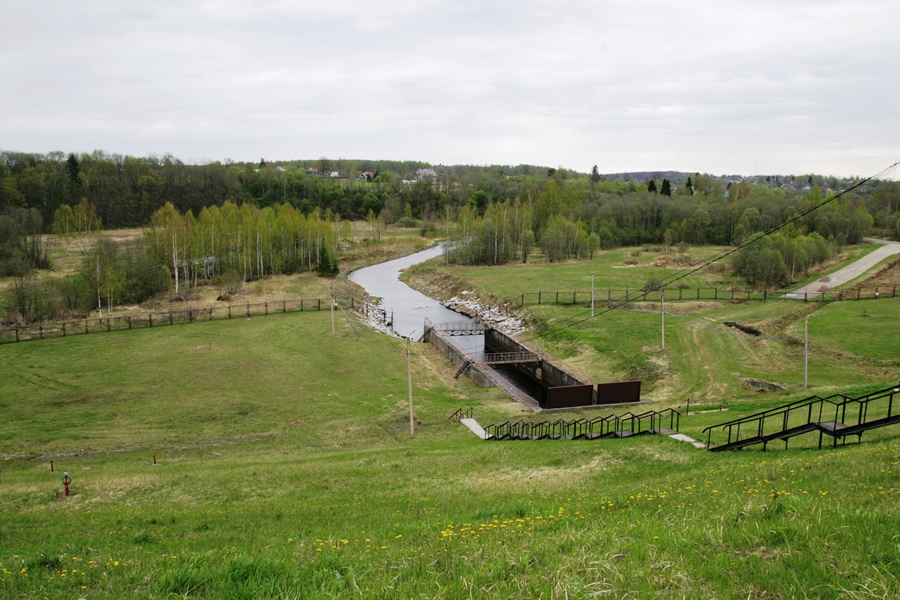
[1, 309, 899, 598]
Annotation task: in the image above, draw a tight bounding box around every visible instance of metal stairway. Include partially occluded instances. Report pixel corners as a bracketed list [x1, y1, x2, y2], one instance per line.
[702, 383, 900, 452]
[481, 408, 681, 441]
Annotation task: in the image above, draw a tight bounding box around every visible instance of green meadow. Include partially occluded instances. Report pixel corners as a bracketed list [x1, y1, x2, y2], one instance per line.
[2, 241, 899, 599]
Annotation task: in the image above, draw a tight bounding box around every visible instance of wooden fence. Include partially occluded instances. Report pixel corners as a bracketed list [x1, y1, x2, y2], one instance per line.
[0, 298, 339, 345]
[516, 285, 898, 307]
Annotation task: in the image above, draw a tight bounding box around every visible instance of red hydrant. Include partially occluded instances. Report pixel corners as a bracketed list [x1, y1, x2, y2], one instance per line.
[62, 472, 72, 497]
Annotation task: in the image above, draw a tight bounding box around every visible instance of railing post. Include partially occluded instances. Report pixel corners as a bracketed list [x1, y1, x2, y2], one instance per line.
[15, 328, 19, 342]
[150, 313, 153, 327]
[62, 321, 66, 336]
[128, 316, 132, 329]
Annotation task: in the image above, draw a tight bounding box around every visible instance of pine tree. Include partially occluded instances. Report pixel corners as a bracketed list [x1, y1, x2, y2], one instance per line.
[661, 179, 672, 196]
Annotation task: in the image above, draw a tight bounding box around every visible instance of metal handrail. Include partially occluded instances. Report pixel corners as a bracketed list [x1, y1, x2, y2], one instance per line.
[704, 384, 899, 450]
[479, 408, 684, 442]
[448, 407, 473, 422]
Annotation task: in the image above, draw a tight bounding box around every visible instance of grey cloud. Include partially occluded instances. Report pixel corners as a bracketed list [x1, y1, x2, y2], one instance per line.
[1, 0, 898, 176]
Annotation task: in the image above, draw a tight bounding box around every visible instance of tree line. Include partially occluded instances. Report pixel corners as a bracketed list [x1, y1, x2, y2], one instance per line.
[3, 151, 897, 238]
[2, 149, 899, 321]
[2, 201, 343, 324]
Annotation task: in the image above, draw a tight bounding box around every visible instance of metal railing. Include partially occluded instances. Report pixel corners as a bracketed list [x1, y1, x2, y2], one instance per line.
[483, 408, 681, 441]
[469, 351, 540, 365]
[703, 383, 900, 451]
[448, 408, 474, 422]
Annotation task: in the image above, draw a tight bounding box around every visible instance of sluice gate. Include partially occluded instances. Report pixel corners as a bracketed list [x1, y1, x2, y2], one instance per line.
[423, 320, 641, 412]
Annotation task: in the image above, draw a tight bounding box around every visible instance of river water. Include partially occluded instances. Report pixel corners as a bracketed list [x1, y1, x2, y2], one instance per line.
[348, 244, 480, 350]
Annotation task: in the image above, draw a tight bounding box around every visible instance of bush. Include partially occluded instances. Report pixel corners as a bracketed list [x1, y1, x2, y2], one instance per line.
[644, 277, 664, 291]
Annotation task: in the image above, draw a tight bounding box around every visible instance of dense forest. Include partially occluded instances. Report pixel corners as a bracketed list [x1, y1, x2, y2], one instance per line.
[1, 149, 899, 324]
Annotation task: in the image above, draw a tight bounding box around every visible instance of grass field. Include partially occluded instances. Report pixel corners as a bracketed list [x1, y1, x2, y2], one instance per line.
[1, 307, 899, 598]
[2, 238, 899, 599]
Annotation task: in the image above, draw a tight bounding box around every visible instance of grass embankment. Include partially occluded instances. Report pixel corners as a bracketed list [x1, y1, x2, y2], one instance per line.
[1, 310, 899, 598]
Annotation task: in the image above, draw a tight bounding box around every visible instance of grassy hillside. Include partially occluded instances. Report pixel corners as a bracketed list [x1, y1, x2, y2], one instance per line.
[1, 306, 899, 598]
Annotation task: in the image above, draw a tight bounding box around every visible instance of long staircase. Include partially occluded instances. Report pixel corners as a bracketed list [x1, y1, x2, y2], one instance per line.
[481, 408, 681, 441]
[702, 383, 900, 452]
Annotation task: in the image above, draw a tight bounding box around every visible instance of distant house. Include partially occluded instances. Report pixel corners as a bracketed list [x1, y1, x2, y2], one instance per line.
[274, 166, 286, 172]
[358, 171, 374, 181]
[306, 167, 319, 175]
[329, 171, 340, 178]
[415, 168, 438, 182]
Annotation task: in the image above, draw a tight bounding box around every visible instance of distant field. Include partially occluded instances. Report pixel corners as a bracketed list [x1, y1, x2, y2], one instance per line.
[443, 245, 738, 301]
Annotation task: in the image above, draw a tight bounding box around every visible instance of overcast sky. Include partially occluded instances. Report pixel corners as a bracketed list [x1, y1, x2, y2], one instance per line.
[2, 1, 898, 177]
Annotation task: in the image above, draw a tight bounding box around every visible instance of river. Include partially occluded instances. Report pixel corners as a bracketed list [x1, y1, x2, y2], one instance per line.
[348, 244, 480, 350]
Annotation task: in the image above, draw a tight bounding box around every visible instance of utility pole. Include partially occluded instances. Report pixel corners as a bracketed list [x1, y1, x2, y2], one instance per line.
[804, 315, 809, 389]
[330, 282, 335, 335]
[661, 289, 665, 351]
[591, 275, 595, 317]
[407, 336, 415, 437]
